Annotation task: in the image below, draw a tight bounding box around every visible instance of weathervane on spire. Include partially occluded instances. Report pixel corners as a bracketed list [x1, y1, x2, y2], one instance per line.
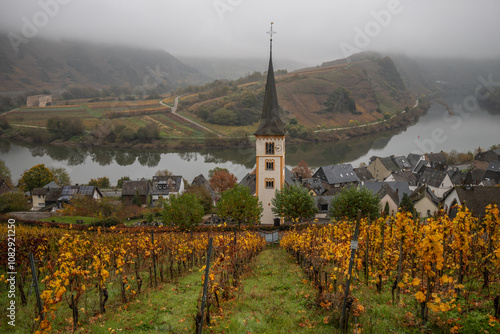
[267, 22, 276, 50]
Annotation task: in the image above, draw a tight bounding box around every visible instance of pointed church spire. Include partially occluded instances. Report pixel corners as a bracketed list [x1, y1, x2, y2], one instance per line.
[254, 22, 285, 136]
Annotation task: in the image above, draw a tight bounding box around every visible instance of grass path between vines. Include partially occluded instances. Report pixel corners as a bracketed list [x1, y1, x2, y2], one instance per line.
[205, 246, 332, 334]
[76, 268, 203, 333]
[75, 246, 333, 334]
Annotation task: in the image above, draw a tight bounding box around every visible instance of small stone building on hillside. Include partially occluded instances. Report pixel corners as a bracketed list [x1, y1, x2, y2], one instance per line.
[26, 95, 52, 107]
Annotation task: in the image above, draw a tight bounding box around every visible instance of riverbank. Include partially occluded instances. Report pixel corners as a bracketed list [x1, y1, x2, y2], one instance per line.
[0, 98, 431, 151]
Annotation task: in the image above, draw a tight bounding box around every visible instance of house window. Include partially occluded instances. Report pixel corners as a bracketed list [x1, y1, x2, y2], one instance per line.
[320, 204, 328, 211]
[265, 142, 275, 155]
[266, 159, 274, 170]
[265, 178, 274, 189]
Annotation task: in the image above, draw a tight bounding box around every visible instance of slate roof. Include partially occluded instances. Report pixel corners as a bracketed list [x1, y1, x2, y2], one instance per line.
[43, 181, 60, 189]
[302, 177, 325, 196]
[362, 181, 411, 203]
[239, 173, 256, 195]
[484, 161, 500, 183]
[122, 180, 150, 196]
[314, 196, 335, 213]
[192, 174, 216, 199]
[410, 184, 439, 205]
[448, 168, 465, 185]
[313, 164, 359, 185]
[475, 149, 500, 162]
[284, 167, 297, 186]
[354, 167, 374, 182]
[151, 175, 183, 195]
[46, 188, 62, 202]
[253, 46, 285, 136]
[393, 156, 412, 170]
[386, 171, 417, 186]
[446, 186, 500, 217]
[377, 156, 401, 173]
[425, 152, 447, 164]
[487, 161, 500, 172]
[377, 183, 400, 205]
[417, 168, 448, 188]
[32, 187, 49, 196]
[407, 153, 423, 169]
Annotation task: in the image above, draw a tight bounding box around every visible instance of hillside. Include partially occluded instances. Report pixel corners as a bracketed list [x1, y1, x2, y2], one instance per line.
[176, 54, 415, 134]
[0, 34, 210, 93]
[179, 56, 307, 80]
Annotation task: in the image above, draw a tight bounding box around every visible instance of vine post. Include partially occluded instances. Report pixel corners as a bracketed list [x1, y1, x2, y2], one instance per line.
[339, 210, 361, 332]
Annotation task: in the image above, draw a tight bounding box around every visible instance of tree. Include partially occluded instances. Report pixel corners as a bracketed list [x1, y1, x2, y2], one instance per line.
[272, 184, 317, 223]
[291, 160, 313, 181]
[216, 185, 262, 226]
[399, 193, 415, 214]
[162, 193, 204, 230]
[383, 201, 390, 217]
[47, 117, 84, 140]
[184, 184, 213, 214]
[208, 167, 228, 179]
[88, 177, 110, 188]
[49, 167, 71, 186]
[19, 164, 55, 195]
[0, 192, 28, 213]
[209, 169, 237, 193]
[329, 186, 380, 221]
[155, 169, 172, 177]
[117, 176, 131, 188]
[0, 159, 12, 186]
[131, 190, 142, 207]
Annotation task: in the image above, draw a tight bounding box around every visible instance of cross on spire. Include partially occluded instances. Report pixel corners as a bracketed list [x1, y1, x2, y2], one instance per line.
[267, 22, 276, 50]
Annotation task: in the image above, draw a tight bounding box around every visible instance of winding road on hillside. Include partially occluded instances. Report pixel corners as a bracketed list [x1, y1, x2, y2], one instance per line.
[160, 96, 221, 137]
[314, 97, 421, 133]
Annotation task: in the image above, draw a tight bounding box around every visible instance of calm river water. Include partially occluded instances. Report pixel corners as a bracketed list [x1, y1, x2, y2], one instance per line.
[2, 95, 499, 185]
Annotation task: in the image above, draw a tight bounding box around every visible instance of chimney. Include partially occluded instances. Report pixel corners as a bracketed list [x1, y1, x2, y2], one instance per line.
[396, 188, 399, 195]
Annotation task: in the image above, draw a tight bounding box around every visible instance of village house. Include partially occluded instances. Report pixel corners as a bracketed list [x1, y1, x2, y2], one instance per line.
[122, 180, 151, 205]
[353, 167, 374, 183]
[442, 186, 500, 218]
[416, 167, 454, 198]
[313, 163, 360, 188]
[0, 179, 11, 195]
[57, 185, 103, 208]
[384, 171, 417, 190]
[302, 177, 327, 196]
[363, 181, 411, 203]
[483, 161, 500, 184]
[376, 183, 400, 216]
[424, 152, 447, 169]
[191, 174, 216, 204]
[409, 184, 439, 218]
[151, 175, 184, 204]
[31, 181, 62, 211]
[475, 149, 500, 162]
[367, 155, 412, 181]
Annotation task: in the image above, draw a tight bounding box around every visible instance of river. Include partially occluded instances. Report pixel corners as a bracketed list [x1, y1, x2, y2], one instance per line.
[1, 95, 499, 186]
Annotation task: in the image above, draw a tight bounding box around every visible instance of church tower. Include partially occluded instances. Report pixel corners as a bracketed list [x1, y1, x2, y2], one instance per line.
[254, 23, 286, 225]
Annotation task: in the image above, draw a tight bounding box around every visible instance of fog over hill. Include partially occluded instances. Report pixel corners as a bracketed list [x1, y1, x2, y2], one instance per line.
[0, 34, 211, 93]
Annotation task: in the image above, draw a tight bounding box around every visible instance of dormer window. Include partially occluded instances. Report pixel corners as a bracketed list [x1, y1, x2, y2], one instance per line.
[265, 142, 275, 155]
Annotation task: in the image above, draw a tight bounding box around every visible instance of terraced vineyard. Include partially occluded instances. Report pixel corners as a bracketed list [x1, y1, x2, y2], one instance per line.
[4, 98, 211, 141]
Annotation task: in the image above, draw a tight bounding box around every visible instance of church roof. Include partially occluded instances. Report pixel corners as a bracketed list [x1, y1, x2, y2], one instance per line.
[254, 36, 285, 136]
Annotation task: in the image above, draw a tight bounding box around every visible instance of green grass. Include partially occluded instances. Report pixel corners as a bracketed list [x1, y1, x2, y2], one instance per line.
[206, 246, 332, 333]
[40, 215, 96, 225]
[81, 104, 103, 118]
[76, 269, 203, 333]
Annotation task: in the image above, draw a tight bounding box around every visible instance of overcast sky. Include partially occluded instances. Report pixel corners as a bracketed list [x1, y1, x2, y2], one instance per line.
[1, 0, 500, 66]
